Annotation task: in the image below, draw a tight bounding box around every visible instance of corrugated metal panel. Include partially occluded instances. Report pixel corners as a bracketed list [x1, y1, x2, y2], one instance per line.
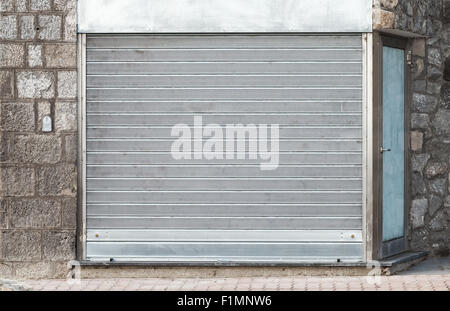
[86, 35, 363, 262]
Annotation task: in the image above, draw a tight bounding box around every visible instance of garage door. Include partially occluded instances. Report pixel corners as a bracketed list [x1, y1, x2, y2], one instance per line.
[85, 35, 364, 262]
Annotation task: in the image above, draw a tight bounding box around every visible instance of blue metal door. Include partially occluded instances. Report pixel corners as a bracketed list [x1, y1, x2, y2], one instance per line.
[380, 37, 408, 258]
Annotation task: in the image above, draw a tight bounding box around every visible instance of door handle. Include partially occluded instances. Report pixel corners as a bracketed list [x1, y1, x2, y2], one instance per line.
[380, 147, 391, 153]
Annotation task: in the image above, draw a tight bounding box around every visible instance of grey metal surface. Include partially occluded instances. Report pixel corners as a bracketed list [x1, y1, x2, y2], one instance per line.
[78, 0, 372, 33]
[86, 35, 363, 262]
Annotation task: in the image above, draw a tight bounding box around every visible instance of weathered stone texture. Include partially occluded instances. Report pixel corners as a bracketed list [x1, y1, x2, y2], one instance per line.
[0, 70, 14, 98]
[411, 131, 423, 152]
[0, 0, 14, 12]
[1, 0, 77, 279]
[55, 101, 77, 131]
[411, 198, 428, 229]
[37, 165, 77, 196]
[61, 198, 76, 229]
[1, 230, 41, 261]
[31, 0, 52, 11]
[0, 102, 35, 131]
[38, 15, 62, 41]
[57, 71, 77, 98]
[28, 45, 43, 67]
[0, 199, 7, 229]
[64, 134, 77, 163]
[0, 15, 17, 39]
[42, 230, 76, 261]
[16, 0, 27, 12]
[373, 9, 395, 30]
[20, 15, 36, 40]
[8, 134, 62, 164]
[9, 199, 61, 229]
[14, 261, 69, 279]
[0, 167, 35, 196]
[17, 71, 55, 99]
[0, 43, 25, 67]
[45, 44, 76, 68]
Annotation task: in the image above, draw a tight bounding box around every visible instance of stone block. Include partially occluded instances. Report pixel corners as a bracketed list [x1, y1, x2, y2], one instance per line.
[0, 102, 35, 131]
[0, 262, 13, 279]
[54, 0, 76, 42]
[373, 9, 395, 30]
[412, 93, 438, 113]
[411, 113, 430, 129]
[0, 199, 7, 229]
[413, 58, 425, 79]
[427, 48, 442, 68]
[1, 230, 41, 261]
[31, 0, 51, 11]
[27, 45, 43, 67]
[16, 0, 27, 12]
[411, 131, 423, 152]
[64, 134, 77, 163]
[42, 230, 76, 261]
[0, 43, 25, 67]
[412, 172, 426, 196]
[0, 167, 35, 196]
[432, 109, 450, 134]
[55, 101, 77, 131]
[9, 198, 61, 229]
[429, 211, 447, 232]
[45, 44, 76, 68]
[428, 178, 447, 197]
[0, 0, 14, 12]
[411, 198, 428, 229]
[429, 194, 443, 217]
[17, 71, 55, 99]
[0, 70, 14, 98]
[412, 153, 430, 173]
[0, 15, 17, 39]
[57, 71, 77, 98]
[54, 0, 76, 11]
[8, 134, 61, 164]
[380, 0, 398, 9]
[38, 15, 62, 41]
[20, 15, 36, 40]
[61, 198, 76, 229]
[14, 262, 69, 280]
[425, 161, 448, 179]
[37, 165, 77, 196]
[412, 38, 425, 57]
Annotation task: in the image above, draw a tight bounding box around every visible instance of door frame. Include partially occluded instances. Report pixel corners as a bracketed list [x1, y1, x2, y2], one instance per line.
[372, 33, 411, 260]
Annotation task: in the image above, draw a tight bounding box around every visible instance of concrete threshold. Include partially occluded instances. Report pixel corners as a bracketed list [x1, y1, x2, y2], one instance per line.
[70, 253, 429, 278]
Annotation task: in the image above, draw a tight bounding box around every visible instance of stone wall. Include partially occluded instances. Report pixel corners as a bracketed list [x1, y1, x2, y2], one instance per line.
[0, 0, 77, 278]
[374, 0, 450, 256]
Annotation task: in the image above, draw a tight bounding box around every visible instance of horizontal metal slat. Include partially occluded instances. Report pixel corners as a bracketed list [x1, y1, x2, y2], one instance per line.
[87, 204, 362, 217]
[86, 152, 362, 165]
[87, 216, 362, 230]
[86, 87, 362, 101]
[86, 191, 362, 204]
[86, 114, 362, 126]
[86, 242, 363, 259]
[87, 126, 362, 139]
[86, 230, 362, 242]
[87, 62, 362, 75]
[86, 35, 362, 49]
[87, 49, 362, 62]
[86, 139, 362, 152]
[86, 176, 362, 191]
[86, 101, 362, 113]
[86, 75, 362, 88]
[86, 165, 362, 178]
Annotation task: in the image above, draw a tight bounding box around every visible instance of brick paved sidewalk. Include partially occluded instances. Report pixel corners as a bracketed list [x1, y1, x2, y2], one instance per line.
[1, 274, 447, 291]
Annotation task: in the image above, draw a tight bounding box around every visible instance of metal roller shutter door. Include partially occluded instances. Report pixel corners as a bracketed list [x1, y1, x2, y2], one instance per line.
[85, 35, 364, 262]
